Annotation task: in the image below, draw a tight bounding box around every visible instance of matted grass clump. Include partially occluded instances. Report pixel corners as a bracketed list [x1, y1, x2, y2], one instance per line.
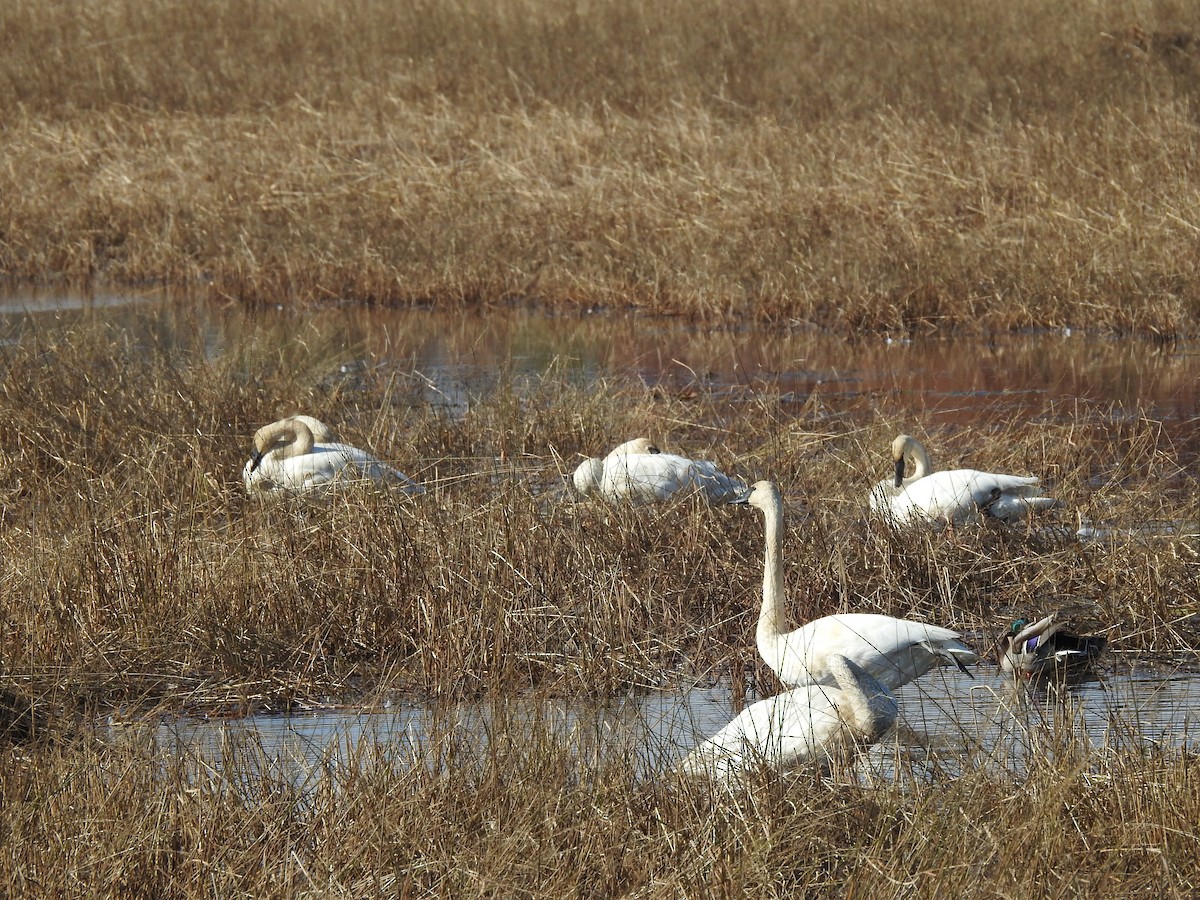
[3, 0, 1200, 331]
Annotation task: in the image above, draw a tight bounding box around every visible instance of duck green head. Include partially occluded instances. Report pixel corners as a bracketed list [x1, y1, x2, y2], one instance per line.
[1009, 618, 1028, 635]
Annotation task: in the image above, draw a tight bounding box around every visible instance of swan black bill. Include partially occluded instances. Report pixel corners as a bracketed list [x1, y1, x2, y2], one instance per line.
[248, 451, 264, 473]
[893, 456, 906, 488]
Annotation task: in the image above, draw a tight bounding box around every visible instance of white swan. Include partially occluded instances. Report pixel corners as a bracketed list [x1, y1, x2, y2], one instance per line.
[242, 417, 424, 495]
[572, 437, 746, 504]
[678, 654, 898, 778]
[740, 480, 979, 689]
[870, 434, 1058, 526]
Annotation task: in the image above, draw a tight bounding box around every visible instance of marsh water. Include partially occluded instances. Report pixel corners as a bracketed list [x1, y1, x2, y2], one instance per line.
[6, 290, 1200, 778]
[146, 667, 1200, 786]
[4, 290, 1199, 458]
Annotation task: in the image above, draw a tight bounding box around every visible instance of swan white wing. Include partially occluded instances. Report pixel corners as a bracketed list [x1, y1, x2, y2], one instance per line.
[601, 452, 743, 503]
[250, 442, 423, 494]
[984, 491, 1058, 524]
[687, 459, 749, 503]
[766, 613, 980, 690]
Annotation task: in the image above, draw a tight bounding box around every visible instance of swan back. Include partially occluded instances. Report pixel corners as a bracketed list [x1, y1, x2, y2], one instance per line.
[679, 653, 897, 779]
[576, 438, 746, 504]
[608, 437, 659, 456]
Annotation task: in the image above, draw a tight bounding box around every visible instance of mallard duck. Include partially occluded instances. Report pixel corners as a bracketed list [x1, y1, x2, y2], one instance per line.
[998, 613, 1107, 682]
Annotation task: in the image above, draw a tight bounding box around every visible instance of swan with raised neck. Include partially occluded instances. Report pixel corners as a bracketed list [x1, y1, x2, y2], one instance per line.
[737, 480, 979, 690]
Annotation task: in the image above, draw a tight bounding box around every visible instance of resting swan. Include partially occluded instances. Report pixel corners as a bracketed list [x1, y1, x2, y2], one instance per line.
[678, 653, 898, 778]
[870, 434, 1058, 526]
[572, 437, 746, 504]
[242, 416, 424, 495]
[739, 480, 979, 689]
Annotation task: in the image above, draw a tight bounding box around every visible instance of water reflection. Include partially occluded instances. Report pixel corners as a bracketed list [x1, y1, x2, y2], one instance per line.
[145, 665, 1200, 787]
[3, 294, 1199, 464]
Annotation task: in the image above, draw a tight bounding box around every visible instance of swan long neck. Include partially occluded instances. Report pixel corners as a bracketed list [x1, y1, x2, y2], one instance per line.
[827, 654, 894, 737]
[755, 490, 788, 645]
[905, 438, 932, 481]
[255, 419, 315, 461]
[893, 434, 933, 485]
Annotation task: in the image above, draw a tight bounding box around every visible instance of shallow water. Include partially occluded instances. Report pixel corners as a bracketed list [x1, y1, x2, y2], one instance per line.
[3, 291, 1199, 462]
[142, 664, 1200, 786]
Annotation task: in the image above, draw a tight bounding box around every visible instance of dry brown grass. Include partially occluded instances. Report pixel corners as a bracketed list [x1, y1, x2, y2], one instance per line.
[2, 717, 1198, 897]
[0, 308, 1196, 893]
[0, 313, 1195, 714]
[3, 0, 1200, 332]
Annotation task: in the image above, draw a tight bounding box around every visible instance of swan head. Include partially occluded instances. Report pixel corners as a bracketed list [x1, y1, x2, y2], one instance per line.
[890, 434, 932, 487]
[572, 458, 604, 496]
[730, 480, 780, 511]
[609, 437, 660, 456]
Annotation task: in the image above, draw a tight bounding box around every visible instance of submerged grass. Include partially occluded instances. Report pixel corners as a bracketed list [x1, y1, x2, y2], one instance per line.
[3, 0, 1200, 332]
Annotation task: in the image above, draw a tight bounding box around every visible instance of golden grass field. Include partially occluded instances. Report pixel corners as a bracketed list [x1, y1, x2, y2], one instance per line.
[3, 0, 1200, 332]
[2, 0, 1200, 895]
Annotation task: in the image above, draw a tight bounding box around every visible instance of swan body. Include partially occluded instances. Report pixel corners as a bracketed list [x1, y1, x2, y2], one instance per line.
[871, 434, 1058, 526]
[572, 438, 746, 504]
[740, 481, 979, 689]
[679, 654, 898, 778]
[242, 417, 423, 495]
[998, 613, 1107, 682]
